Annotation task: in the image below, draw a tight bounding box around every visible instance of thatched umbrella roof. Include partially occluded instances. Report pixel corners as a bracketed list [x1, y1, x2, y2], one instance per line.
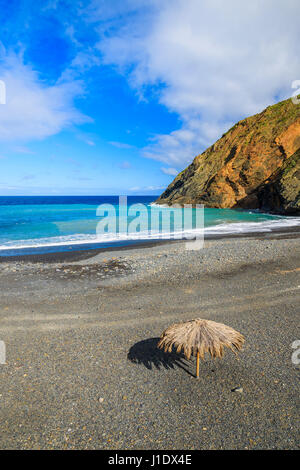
[157, 318, 245, 378]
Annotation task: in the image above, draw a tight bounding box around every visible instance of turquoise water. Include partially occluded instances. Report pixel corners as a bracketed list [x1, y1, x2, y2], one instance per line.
[0, 196, 299, 256]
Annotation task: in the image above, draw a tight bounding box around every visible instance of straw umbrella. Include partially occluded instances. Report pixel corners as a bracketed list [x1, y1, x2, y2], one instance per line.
[157, 318, 244, 378]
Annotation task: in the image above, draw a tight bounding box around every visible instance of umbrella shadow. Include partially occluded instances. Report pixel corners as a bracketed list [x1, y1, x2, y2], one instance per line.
[128, 337, 194, 376]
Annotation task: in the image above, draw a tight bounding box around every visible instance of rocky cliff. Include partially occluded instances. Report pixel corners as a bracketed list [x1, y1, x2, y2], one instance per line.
[156, 97, 300, 214]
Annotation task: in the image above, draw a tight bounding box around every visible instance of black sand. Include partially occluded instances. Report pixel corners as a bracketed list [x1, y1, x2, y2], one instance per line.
[0, 234, 299, 449]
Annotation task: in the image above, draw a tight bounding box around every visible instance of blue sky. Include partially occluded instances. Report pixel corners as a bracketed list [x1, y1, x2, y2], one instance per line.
[0, 0, 299, 195]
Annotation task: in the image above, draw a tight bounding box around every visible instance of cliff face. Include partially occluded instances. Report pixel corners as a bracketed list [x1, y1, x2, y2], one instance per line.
[156, 97, 300, 214]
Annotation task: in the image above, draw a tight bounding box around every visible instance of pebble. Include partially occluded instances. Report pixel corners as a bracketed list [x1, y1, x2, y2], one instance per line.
[231, 386, 243, 393]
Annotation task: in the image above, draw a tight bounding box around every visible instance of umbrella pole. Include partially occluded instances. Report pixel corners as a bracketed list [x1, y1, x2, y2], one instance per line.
[196, 351, 200, 378]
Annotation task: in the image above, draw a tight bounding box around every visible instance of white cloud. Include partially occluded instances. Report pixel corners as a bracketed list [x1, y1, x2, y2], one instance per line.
[146, 185, 165, 191]
[98, 0, 300, 167]
[129, 184, 165, 192]
[0, 52, 90, 142]
[85, 0, 156, 23]
[12, 145, 35, 154]
[161, 167, 178, 176]
[109, 141, 135, 149]
[60, 49, 101, 81]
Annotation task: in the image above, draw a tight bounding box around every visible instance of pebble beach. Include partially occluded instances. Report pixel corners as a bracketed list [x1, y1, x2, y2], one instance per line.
[0, 232, 299, 449]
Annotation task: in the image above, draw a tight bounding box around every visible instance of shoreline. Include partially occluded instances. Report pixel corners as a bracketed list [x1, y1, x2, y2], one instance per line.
[1, 224, 300, 263]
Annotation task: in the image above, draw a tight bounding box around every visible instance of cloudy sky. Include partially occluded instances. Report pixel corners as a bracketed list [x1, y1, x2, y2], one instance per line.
[0, 0, 299, 195]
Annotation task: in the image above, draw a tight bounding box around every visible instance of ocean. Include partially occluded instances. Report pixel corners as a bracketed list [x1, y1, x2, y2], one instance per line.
[0, 195, 299, 256]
